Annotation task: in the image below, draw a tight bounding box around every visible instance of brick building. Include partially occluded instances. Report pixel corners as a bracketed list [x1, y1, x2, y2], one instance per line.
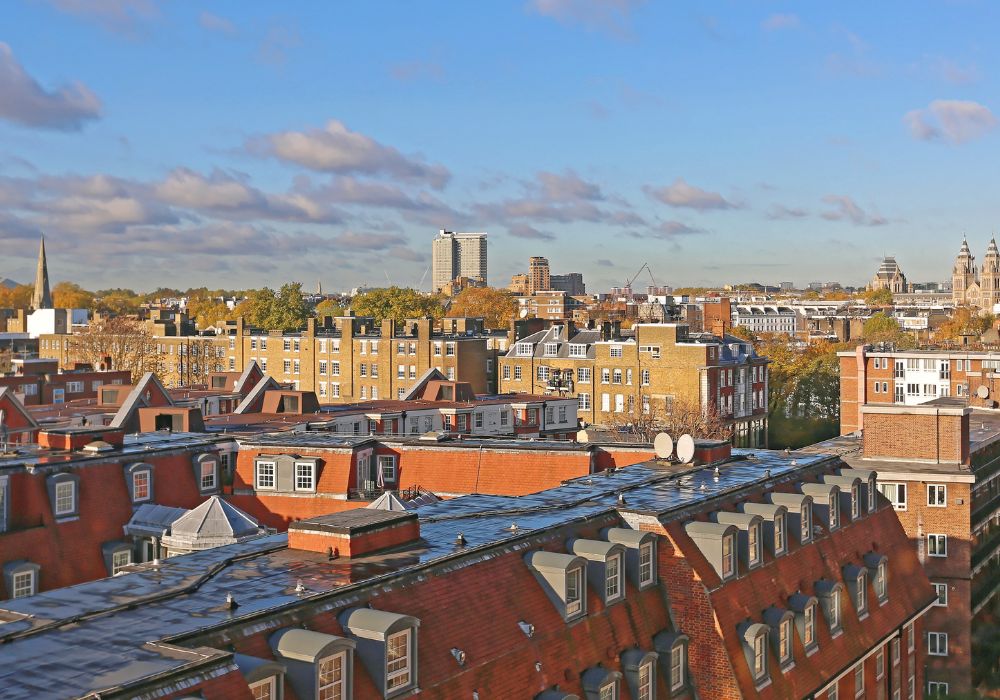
[500, 321, 769, 446]
[516, 290, 586, 321]
[838, 344, 1000, 693]
[0, 358, 130, 406]
[0, 444, 934, 699]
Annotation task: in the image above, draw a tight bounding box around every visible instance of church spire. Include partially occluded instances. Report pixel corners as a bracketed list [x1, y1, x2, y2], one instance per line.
[30, 236, 52, 310]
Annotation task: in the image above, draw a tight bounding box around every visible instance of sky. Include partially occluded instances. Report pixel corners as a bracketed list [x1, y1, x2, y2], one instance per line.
[0, 0, 998, 293]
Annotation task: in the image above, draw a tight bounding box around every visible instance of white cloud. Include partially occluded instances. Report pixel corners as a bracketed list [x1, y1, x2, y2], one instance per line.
[643, 178, 737, 211]
[820, 195, 887, 226]
[199, 12, 237, 36]
[527, 0, 646, 38]
[904, 100, 997, 144]
[248, 120, 451, 189]
[761, 13, 799, 31]
[0, 43, 101, 130]
[42, 0, 159, 36]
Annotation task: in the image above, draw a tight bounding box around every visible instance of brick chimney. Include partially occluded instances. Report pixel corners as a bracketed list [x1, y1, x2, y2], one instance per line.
[861, 405, 970, 466]
[288, 509, 420, 557]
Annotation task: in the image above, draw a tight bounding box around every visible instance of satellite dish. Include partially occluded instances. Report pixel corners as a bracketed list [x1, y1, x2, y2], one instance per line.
[653, 432, 674, 460]
[518, 308, 529, 318]
[576, 429, 590, 443]
[677, 434, 696, 464]
[977, 384, 990, 399]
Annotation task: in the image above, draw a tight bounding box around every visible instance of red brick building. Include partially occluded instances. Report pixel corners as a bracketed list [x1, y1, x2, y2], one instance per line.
[0, 445, 933, 699]
[0, 358, 130, 406]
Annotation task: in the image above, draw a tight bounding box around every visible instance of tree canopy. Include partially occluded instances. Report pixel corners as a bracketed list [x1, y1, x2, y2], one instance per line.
[234, 283, 310, 330]
[350, 287, 444, 324]
[935, 306, 995, 341]
[52, 282, 95, 310]
[863, 287, 894, 306]
[446, 286, 517, 329]
[0, 284, 33, 309]
[314, 299, 345, 319]
[862, 312, 915, 348]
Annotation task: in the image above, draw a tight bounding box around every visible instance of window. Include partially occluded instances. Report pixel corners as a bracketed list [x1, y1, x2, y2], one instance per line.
[928, 632, 948, 656]
[606, 554, 622, 600]
[378, 455, 396, 483]
[256, 461, 276, 490]
[829, 684, 839, 700]
[12, 570, 35, 599]
[386, 629, 412, 690]
[875, 560, 887, 601]
[283, 359, 291, 374]
[200, 461, 217, 490]
[829, 494, 839, 529]
[854, 663, 864, 696]
[514, 366, 522, 381]
[610, 345, 623, 358]
[320, 360, 328, 375]
[876, 648, 884, 679]
[445, 342, 455, 356]
[670, 643, 686, 691]
[475, 412, 484, 428]
[599, 682, 618, 700]
[132, 470, 151, 502]
[500, 410, 509, 426]
[111, 548, 132, 575]
[331, 383, 340, 398]
[602, 368, 610, 384]
[928, 534, 948, 557]
[928, 484, 947, 507]
[359, 363, 367, 377]
[855, 570, 868, 615]
[774, 513, 786, 554]
[579, 393, 591, 411]
[626, 368, 634, 384]
[749, 523, 761, 566]
[637, 660, 654, 700]
[779, 618, 792, 663]
[753, 633, 767, 680]
[544, 342, 558, 356]
[907, 675, 915, 700]
[54, 481, 75, 516]
[502, 364, 511, 380]
[283, 339, 291, 352]
[933, 582, 948, 606]
[566, 566, 583, 615]
[332, 361, 340, 376]
[928, 682, 949, 696]
[878, 482, 907, 510]
[801, 503, 812, 543]
[538, 366, 551, 381]
[804, 602, 816, 646]
[318, 653, 345, 700]
[613, 369, 622, 384]
[66, 381, 84, 393]
[722, 533, 736, 578]
[249, 676, 276, 700]
[850, 485, 860, 519]
[638, 542, 654, 586]
[295, 462, 315, 491]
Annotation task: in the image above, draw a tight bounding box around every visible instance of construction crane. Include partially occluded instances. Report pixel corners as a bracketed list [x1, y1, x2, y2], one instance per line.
[624, 262, 658, 293]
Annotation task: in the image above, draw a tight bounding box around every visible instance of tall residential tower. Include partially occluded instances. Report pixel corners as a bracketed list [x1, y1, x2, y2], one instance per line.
[431, 230, 487, 293]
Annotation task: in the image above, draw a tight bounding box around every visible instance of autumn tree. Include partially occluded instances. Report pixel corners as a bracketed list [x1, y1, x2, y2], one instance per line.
[936, 306, 995, 342]
[186, 296, 233, 330]
[862, 312, 915, 348]
[602, 396, 732, 443]
[863, 287, 894, 306]
[52, 282, 95, 310]
[350, 287, 444, 324]
[446, 287, 516, 329]
[94, 289, 143, 316]
[0, 284, 34, 309]
[314, 299, 345, 319]
[71, 316, 165, 382]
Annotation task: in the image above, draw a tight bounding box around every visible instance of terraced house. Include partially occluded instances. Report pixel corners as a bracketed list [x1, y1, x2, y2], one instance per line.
[499, 321, 769, 446]
[0, 441, 933, 699]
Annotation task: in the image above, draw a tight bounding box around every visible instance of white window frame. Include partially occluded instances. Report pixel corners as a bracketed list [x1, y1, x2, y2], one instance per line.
[200, 461, 217, 490]
[854, 663, 865, 697]
[801, 504, 812, 543]
[876, 648, 884, 680]
[878, 482, 907, 511]
[927, 632, 948, 656]
[748, 523, 761, 566]
[933, 582, 948, 606]
[606, 553, 622, 601]
[317, 652, 346, 700]
[378, 455, 396, 483]
[670, 642, 686, 691]
[11, 570, 35, 599]
[722, 533, 736, 578]
[638, 542, 654, 586]
[256, 461, 276, 490]
[294, 462, 315, 491]
[112, 549, 132, 575]
[774, 513, 786, 554]
[928, 534, 948, 557]
[927, 484, 947, 507]
[752, 633, 767, 680]
[638, 659, 654, 700]
[386, 629, 413, 691]
[132, 469, 151, 502]
[566, 566, 583, 615]
[804, 602, 816, 646]
[54, 481, 75, 516]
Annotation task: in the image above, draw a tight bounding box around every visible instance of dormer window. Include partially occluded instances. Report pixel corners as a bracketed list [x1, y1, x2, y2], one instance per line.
[47, 472, 80, 520]
[620, 649, 657, 700]
[748, 522, 761, 566]
[339, 608, 419, 698]
[124, 462, 154, 504]
[851, 485, 860, 519]
[192, 453, 219, 493]
[800, 483, 840, 533]
[4, 560, 40, 599]
[712, 512, 764, 571]
[804, 603, 816, 647]
[603, 527, 657, 590]
[654, 631, 690, 694]
[829, 495, 839, 529]
[815, 580, 844, 636]
[722, 533, 736, 577]
[269, 628, 354, 700]
[764, 606, 796, 671]
[774, 512, 786, 554]
[788, 593, 820, 654]
[525, 551, 589, 621]
[865, 553, 889, 604]
[738, 622, 770, 687]
[582, 665, 623, 700]
[569, 539, 627, 605]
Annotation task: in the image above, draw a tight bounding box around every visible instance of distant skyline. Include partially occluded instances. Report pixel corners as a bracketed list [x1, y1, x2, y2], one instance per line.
[1, 1, 998, 292]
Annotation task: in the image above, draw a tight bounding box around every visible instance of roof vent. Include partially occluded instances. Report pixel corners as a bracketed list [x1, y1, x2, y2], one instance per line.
[82, 440, 115, 453]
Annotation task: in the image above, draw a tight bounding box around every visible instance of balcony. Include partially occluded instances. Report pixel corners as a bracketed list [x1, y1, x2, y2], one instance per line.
[973, 525, 1000, 572]
[973, 562, 1000, 613]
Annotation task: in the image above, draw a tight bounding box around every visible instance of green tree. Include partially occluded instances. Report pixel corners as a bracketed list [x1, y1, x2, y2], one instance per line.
[863, 287, 894, 306]
[95, 289, 142, 316]
[446, 287, 517, 328]
[350, 287, 444, 324]
[234, 284, 310, 330]
[314, 299, 345, 318]
[862, 312, 915, 348]
[187, 297, 233, 329]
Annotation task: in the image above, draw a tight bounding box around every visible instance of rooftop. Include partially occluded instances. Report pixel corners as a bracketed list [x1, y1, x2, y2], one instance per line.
[0, 447, 832, 698]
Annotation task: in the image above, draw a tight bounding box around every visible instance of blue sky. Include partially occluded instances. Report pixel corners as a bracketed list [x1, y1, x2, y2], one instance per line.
[0, 0, 998, 293]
